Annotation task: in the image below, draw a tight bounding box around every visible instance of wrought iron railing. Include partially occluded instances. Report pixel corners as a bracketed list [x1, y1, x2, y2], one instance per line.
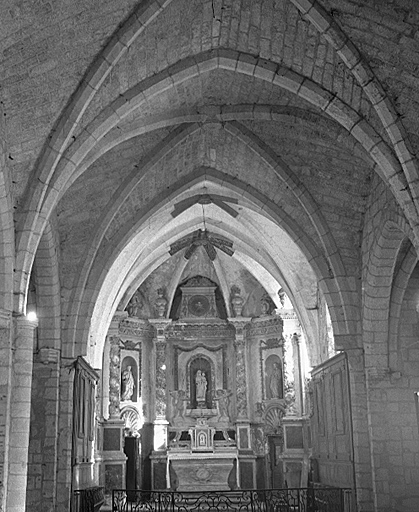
[112, 488, 352, 512]
[73, 486, 104, 512]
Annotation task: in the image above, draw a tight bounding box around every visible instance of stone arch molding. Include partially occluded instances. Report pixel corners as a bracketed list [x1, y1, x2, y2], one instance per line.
[61, 119, 351, 341]
[66, 167, 357, 368]
[290, 0, 419, 214]
[60, 117, 346, 326]
[0, 159, 14, 313]
[363, 212, 414, 372]
[16, 44, 417, 312]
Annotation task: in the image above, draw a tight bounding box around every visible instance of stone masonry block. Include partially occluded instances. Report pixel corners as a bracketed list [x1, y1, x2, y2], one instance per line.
[135, 0, 165, 25]
[374, 96, 397, 128]
[169, 56, 200, 84]
[83, 55, 112, 93]
[350, 119, 383, 153]
[141, 72, 173, 101]
[338, 39, 362, 70]
[325, 96, 360, 131]
[118, 12, 143, 47]
[370, 141, 401, 177]
[289, 0, 315, 15]
[236, 53, 258, 76]
[102, 35, 127, 67]
[299, 78, 334, 110]
[273, 67, 304, 94]
[217, 48, 239, 71]
[323, 21, 348, 51]
[363, 80, 387, 107]
[306, 4, 331, 33]
[394, 139, 416, 167]
[351, 61, 375, 87]
[254, 58, 278, 82]
[219, 104, 252, 121]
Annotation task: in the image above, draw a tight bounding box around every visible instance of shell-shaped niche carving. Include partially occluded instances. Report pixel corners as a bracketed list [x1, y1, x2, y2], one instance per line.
[121, 407, 140, 434]
[264, 406, 285, 436]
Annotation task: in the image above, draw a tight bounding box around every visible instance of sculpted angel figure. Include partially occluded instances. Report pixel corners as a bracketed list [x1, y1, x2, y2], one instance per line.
[214, 389, 232, 420]
[170, 390, 187, 420]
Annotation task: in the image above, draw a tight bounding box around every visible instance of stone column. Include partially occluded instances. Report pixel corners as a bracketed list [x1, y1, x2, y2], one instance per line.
[27, 347, 60, 512]
[0, 309, 12, 512]
[7, 314, 38, 512]
[346, 348, 374, 511]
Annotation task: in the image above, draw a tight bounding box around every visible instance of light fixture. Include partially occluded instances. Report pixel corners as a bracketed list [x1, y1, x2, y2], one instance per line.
[26, 311, 37, 322]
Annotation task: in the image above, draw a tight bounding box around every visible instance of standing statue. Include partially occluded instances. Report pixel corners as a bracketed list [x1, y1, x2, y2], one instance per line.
[269, 362, 283, 399]
[195, 370, 207, 402]
[121, 365, 135, 401]
[127, 292, 142, 317]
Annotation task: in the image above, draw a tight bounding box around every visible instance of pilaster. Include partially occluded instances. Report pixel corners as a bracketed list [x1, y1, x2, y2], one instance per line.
[229, 317, 251, 421]
[149, 319, 172, 421]
[108, 335, 121, 419]
[291, 333, 304, 416]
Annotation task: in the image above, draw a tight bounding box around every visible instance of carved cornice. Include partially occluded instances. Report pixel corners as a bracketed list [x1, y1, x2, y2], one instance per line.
[276, 310, 298, 321]
[248, 316, 284, 338]
[119, 318, 154, 339]
[109, 311, 128, 335]
[166, 322, 234, 341]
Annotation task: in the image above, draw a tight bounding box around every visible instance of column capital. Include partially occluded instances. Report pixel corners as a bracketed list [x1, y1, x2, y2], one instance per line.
[228, 317, 251, 340]
[149, 318, 172, 342]
[14, 314, 39, 330]
[108, 311, 128, 336]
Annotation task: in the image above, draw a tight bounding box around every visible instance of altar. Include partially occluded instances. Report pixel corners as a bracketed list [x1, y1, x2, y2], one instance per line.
[165, 416, 238, 490]
[168, 451, 238, 491]
[102, 274, 305, 496]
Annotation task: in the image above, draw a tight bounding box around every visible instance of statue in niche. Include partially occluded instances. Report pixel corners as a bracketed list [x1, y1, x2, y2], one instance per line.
[269, 362, 283, 399]
[121, 365, 135, 401]
[195, 370, 207, 403]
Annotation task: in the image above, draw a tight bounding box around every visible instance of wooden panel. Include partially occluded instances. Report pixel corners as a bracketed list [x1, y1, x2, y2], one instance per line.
[310, 353, 354, 488]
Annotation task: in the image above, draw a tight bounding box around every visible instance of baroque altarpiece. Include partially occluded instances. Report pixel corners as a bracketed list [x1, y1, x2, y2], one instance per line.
[97, 276, 309, 495]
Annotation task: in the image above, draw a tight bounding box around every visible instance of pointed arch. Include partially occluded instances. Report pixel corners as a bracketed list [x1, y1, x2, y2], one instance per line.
[15, 49, 414, 312]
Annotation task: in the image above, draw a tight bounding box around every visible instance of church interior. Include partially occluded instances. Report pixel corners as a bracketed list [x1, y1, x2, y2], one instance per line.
[1, 0, 419, 511]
